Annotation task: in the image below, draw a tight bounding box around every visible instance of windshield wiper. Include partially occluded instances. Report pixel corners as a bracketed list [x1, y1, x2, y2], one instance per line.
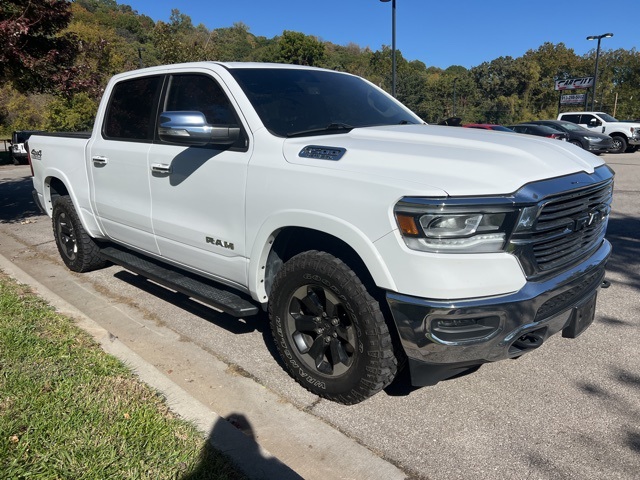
[287, 123, 354, 138]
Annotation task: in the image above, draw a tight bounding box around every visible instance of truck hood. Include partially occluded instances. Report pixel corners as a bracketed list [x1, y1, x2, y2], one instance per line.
[282, 124, 605, 196]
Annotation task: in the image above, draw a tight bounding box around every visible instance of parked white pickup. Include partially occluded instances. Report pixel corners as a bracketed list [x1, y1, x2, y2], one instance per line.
[29, 62, 613, 404]
[558, 111, 640, 153]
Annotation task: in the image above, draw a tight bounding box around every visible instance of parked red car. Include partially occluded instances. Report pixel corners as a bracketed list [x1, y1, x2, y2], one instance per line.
[463, 123, 514, 132]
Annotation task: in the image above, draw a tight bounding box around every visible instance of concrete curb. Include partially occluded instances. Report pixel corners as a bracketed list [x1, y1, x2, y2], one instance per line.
[0, 253, 302, 480]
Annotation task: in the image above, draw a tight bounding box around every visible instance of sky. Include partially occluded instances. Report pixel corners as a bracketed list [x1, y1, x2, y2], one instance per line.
[123, 0, 637, 69]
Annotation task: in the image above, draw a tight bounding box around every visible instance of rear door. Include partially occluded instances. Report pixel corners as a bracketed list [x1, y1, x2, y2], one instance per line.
[89, 75, 164, 254]
[147, 71, 252, 287]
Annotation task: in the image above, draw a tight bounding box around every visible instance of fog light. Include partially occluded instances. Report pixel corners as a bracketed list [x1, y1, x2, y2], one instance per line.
[430, 315, 501, 343]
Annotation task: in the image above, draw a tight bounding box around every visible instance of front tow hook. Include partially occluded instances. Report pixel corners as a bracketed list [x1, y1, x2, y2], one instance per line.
[513, 332, 544, 350]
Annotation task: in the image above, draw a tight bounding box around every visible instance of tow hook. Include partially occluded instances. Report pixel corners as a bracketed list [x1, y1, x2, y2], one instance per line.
[513, 332, 544, 350]
[601, 279, 611, 288]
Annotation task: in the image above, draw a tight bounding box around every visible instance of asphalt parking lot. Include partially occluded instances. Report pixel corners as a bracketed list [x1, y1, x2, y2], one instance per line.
[1, 150, 638, 480]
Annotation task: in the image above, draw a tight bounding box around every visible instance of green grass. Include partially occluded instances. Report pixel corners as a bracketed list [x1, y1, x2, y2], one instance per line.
[0, 272, 245, 480]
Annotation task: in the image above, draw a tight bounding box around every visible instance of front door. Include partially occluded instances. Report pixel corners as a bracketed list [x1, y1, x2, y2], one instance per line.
[148, 72, 252, 288]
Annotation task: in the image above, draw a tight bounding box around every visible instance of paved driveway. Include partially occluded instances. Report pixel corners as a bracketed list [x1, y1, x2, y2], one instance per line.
[1, 151, 638, 479]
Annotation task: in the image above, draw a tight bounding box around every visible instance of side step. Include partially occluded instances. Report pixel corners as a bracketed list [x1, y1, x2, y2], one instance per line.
[100, 246, 259, 317]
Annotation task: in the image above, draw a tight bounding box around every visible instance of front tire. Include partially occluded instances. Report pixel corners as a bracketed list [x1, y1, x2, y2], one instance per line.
[610, 135, 627, 154]
[268, 251, 399, 404]
[52, 196, 106, 272]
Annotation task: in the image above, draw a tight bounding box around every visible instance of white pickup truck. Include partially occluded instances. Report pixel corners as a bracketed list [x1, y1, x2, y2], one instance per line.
[29, 62, 613, 404]
[558, 111, 640, 154]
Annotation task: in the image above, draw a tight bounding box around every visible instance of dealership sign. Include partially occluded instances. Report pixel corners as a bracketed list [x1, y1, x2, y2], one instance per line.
[555, 77, 594, 91]
[560, 94, 587, 105]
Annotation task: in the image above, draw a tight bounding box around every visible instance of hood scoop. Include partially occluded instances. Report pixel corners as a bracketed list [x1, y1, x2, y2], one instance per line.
[299, 145, 346, 161]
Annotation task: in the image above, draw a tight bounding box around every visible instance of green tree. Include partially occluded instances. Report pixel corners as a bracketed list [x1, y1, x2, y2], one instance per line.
[208, 23, 259, 62]
[47, 92, 98, 132]
[0, 84, 50, 136]
[277, 31, 325, 66]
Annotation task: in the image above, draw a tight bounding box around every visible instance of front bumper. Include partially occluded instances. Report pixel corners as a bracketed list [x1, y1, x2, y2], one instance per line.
[386, 239, 611, 386]
[586, 141, 612, 153]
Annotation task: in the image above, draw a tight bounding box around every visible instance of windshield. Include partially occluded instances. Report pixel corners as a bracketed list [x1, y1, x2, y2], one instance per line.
[229, 68, 422, 137]
[597, 113, 618, 122]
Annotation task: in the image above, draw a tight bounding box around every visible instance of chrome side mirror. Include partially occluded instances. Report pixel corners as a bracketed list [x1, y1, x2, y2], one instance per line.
[158, 111, 240, 146]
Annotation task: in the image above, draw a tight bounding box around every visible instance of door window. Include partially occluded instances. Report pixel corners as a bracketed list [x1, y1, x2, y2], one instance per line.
[561, 114, 581, 124]
[165, 75, 239, 126]
[163, 74, 246, 149]
[103, 76, 163, 141]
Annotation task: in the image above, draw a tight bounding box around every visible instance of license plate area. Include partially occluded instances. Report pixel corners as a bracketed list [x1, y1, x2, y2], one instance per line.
[562, 293, 597, 338]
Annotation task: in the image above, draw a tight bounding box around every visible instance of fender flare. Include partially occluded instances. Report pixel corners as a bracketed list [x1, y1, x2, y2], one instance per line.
[247, 210, 397, 303]
[40, 167, 104, 238]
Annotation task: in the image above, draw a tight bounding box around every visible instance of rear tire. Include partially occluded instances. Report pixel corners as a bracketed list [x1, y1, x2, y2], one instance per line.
[268, 250, 400, 404]
[52, 196, 106, 272]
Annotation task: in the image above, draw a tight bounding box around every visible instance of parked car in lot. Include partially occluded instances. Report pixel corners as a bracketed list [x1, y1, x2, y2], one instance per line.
[11, 130, 44, 165]
[463, 124, 514, 132]
[526, 120, 613, 154]
[507, 123, 568, 141]
[557, 111, 640, 153]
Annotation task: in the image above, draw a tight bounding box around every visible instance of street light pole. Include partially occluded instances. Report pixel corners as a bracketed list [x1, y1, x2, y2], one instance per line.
[586, 33, 613, 110]
[453, 77, 458, 117]
[380, 0, 396, 97]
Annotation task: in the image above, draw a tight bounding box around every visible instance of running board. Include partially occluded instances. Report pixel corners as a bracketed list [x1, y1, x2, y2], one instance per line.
[100, 246, 259, 317]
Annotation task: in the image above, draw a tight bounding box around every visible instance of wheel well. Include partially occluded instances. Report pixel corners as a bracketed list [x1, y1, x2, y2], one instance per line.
[264, 227, 407, 370]
[47, 177, 70, 208]
[264, 227, 377, 297]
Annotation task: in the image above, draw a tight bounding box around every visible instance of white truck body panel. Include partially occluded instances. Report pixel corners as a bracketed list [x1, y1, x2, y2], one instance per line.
[27, 62, 614, 399]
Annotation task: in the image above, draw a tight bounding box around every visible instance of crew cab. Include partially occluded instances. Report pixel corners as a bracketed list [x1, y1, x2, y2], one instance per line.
[28, 62, 614, 404]
[558, 111, 640, 153]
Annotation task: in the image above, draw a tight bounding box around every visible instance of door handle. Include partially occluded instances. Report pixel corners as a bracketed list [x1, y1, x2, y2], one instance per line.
[92, 155, 108, 166]
[151, 163, 172, 174]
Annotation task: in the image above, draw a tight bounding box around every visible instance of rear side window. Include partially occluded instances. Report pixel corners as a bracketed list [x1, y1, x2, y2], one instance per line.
[104, 76, 163, 141]
[561, 114, 581, 124]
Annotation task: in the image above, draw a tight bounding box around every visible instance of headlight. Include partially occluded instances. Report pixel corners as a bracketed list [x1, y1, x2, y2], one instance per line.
[394, 199, 519, 253]
[584, 136, 602, 141]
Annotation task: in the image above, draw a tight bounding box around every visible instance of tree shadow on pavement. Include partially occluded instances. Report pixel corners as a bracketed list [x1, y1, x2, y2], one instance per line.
[604, 216, 640, 290]
[112, 270, 267, 335]
[0, 175, 43, 223]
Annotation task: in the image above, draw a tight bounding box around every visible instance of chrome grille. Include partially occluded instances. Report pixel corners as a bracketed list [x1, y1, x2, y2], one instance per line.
[509, 171, 613, 279]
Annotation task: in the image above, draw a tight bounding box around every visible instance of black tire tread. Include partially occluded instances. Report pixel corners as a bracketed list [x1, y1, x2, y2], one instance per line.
[269, 250, 399, 404]
[52, 196, 106, 272]
[610, 135, 627, 154]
